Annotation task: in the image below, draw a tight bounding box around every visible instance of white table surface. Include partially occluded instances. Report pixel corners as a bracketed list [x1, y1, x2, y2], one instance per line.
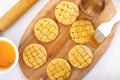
[0, 0, 120, 80]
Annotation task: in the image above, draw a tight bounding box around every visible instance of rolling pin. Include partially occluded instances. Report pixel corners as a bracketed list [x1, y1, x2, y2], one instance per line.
[0, 0, 38, 32]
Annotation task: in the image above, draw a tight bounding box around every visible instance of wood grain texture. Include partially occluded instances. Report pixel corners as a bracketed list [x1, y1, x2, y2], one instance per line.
[19, 0, 117, 80]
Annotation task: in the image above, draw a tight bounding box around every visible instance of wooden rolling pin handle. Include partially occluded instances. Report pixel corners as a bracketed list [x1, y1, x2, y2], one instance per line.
[0, 0, 38, 32]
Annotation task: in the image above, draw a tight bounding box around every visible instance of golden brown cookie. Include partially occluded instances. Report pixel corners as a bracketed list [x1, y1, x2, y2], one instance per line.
[70, 20, 94, 44]
[55, 1, 79, 25]
[34, 18, 58, 43]
[47, 58, 71, 80]
[23, 43, 47, 69]
[68, 45, 93, 68]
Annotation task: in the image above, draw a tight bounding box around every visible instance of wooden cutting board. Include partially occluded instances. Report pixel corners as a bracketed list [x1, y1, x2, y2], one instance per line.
[19, 0, 117, 80]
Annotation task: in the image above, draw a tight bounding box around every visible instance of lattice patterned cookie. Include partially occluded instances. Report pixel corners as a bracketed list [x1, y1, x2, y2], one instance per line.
[47, 58, 71, 80]
[68, 45, 93, 68]
[23, 43, 47, 69]
[55, 1, 79, 25]
[34, 18, 58, 43]
[70, 20, 94, 44]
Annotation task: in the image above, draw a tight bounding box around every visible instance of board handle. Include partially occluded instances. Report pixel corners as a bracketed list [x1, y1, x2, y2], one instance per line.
[0, 0, 38, 32]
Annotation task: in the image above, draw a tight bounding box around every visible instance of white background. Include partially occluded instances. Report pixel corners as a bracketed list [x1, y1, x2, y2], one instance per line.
[0, 0, 120, 80]
[0, 0, 19, 17]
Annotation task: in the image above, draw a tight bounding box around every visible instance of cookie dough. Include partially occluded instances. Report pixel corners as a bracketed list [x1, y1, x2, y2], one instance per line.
[68, 45, 93, 68]
[47, 58, 71, 80]
[55, 1, 79, 25]
[70, 20, 94, 44]
[23, 43, 47, 69]
[34, 18, 58, 43]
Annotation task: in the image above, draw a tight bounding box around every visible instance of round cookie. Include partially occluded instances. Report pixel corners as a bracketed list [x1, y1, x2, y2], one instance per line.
[70, 20, 94, 44]
[68, 45, 93, 68]
[34, 18, 58, 43]
[23, 43, 47, 69]
[47, 58, 71, 80]
[55, 1, 79, 25]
